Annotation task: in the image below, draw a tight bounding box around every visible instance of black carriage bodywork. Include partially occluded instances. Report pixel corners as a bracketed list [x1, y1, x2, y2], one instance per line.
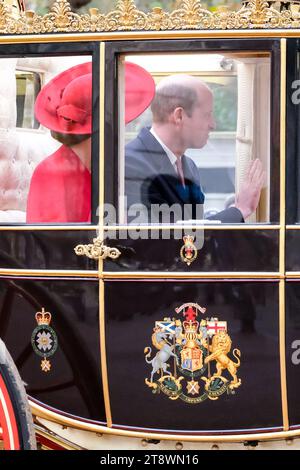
[1, 17, 300, 443]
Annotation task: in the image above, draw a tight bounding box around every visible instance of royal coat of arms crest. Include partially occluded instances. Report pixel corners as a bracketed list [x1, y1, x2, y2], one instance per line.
[144, 303, 241, 404]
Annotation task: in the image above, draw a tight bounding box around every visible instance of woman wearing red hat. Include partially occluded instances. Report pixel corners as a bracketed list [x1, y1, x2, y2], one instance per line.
[26, 62, 155, 223]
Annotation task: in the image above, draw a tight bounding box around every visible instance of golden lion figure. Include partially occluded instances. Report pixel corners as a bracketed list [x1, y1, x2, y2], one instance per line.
[204, 331, 241, 389]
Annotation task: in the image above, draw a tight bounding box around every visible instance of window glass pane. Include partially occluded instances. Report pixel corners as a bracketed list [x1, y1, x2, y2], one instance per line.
[0, 55, 93, 224]
[288, 49, 300, 223]
[16, 71, 41, 129]
[120, 52, 270, 225]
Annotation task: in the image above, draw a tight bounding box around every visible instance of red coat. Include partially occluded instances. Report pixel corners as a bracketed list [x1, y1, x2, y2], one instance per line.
[26, 145, 91, 223]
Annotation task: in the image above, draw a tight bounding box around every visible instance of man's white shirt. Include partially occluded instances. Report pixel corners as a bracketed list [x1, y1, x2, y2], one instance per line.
[150, 127, 182, 176]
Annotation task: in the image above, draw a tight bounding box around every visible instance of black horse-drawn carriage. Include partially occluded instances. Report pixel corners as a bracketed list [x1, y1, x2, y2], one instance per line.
[1, 0, 300, 450]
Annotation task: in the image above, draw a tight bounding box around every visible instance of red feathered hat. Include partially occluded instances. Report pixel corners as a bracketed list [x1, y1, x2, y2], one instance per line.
[35, 61, 155, 134]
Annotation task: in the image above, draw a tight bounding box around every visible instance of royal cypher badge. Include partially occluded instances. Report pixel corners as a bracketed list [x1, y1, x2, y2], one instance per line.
[31, 308, 58, 373]
[144, 303, 241, 403]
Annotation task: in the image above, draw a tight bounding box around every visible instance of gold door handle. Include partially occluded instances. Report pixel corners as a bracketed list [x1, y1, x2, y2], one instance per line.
[74, 236, 121, 261]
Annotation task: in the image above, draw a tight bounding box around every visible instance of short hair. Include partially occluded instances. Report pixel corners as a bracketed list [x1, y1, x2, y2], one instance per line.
[151, 82, 199, 123]
[50, 131, 90, 146]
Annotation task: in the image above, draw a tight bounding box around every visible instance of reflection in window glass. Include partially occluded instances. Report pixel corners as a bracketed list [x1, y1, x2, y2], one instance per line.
[121, 52, 270, 225]
[16, 71, 41, 129]
[0, 56, 92, 224]
[187, 75, 237, 217]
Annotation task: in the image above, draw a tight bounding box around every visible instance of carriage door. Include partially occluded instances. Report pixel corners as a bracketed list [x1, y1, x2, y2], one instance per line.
[285, 38, 300, 431]
[101, 38, 286, 435]
[0, 41, 107, 427]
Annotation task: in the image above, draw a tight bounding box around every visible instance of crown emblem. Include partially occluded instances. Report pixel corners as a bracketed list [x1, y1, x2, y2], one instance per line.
[32, 307, 58, 373]
[180, 235, 198, 266]
[182, 305, 199, 336]
[35, 308, 52, 326]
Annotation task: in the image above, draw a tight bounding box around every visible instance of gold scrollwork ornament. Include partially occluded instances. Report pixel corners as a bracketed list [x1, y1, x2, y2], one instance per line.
[1, 0, 300, 34]
[74, 237, 121, 261]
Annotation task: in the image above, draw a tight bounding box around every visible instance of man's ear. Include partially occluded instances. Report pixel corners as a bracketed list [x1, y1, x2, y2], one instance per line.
[172, 107, 184, 125]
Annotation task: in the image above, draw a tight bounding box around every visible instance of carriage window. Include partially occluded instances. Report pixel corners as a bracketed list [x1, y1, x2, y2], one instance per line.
[119, 52, 271, 225]
[0, 55, 93, 224]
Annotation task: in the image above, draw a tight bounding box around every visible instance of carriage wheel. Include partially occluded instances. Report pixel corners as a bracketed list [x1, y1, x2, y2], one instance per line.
[0, 339, 36, 450]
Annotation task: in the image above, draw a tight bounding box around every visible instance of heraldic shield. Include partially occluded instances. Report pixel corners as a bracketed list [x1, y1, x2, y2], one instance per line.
[144, 303, 242, 404]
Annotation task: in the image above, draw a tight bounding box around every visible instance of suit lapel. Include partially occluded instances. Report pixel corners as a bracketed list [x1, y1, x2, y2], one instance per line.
[139, 128, 190, 204]
[138, 128, 204, 205]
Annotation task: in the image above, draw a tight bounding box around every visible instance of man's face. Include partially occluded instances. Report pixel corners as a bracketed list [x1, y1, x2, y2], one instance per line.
[182, 87, 215, 149]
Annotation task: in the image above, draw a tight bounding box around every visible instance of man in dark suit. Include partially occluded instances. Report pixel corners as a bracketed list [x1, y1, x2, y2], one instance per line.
[125, 74, 264, 223]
